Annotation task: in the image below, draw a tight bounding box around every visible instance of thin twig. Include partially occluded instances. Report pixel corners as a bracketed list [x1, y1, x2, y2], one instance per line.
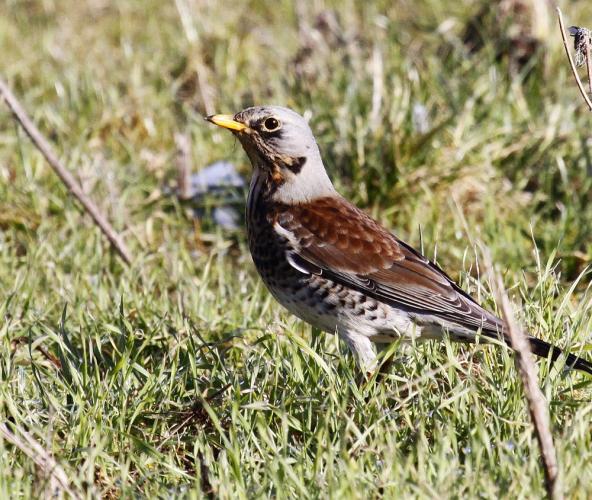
[0, 422, 81, 499]
[175, 132, 192, 201]
[485, 252, 562, 500]
[0, 76, 133, 265]
[556, 8, 592, 112]
[585, 36, 592, 97]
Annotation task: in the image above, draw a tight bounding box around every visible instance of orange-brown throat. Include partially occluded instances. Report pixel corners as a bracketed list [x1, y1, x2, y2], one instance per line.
[270, 165, 284, 185]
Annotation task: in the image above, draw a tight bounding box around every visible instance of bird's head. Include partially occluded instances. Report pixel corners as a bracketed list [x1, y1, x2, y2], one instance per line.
[207, 106, 336, 203]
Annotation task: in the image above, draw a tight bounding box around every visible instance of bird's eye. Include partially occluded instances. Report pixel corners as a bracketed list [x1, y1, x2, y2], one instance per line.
[262, 117, 281, 131]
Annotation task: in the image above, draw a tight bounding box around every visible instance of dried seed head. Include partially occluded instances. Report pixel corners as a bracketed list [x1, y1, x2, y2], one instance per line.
[568, 26, 592, 67]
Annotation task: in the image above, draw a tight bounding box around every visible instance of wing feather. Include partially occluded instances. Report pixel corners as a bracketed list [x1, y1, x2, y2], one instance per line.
[269, 197, 592, 374]
[275, 197, 503, 334]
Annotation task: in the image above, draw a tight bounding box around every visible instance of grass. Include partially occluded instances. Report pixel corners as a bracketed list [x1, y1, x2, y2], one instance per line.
[1, 0, 592, 497]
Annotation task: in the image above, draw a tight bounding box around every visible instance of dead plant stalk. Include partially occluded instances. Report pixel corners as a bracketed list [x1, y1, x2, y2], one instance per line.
[0, 76, 133, 265]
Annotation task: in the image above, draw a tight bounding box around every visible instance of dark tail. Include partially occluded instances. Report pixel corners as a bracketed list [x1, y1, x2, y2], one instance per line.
[528, 337, 592, 375]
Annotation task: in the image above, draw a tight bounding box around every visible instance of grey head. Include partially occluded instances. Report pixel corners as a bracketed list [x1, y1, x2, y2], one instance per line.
[207, 106, 336, 203]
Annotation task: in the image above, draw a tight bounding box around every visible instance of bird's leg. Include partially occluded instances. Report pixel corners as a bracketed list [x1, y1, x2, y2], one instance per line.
[341, 335, 396, 395]
[338, 329, 378, 380]
[371, 342, 415, 383]
[375, 344, 396, 377]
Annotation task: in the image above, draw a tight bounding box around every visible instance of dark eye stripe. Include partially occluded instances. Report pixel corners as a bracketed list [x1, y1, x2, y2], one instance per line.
[285, 156, 306, 174]
[260, 129, 283, 139]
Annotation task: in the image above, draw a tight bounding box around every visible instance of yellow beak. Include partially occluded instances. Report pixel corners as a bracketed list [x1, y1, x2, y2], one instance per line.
[206, 114, 248, 132]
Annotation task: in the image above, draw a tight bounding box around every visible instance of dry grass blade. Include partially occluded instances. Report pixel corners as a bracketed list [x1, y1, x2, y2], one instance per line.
[556, 8, 592, 112]
[485, 252, 562, 500]
[0, 76, 133, 265]
[0, 423, 80, 499]
[174, 0, 216, 116]
[370, 45, 384, 132]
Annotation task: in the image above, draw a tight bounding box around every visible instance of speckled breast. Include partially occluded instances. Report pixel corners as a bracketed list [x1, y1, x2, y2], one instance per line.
[245, 178, 342, 332]
[245, 179, 403, 339]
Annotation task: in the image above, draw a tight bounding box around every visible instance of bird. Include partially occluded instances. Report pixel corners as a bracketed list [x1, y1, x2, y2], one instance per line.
[206, 105, 592, 376]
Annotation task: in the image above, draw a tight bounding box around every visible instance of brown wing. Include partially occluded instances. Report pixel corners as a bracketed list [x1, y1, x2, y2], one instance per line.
[274, 196, 503, 334]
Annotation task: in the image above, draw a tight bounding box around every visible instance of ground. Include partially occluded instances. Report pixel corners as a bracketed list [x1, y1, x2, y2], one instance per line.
[1, 0, 592, 497]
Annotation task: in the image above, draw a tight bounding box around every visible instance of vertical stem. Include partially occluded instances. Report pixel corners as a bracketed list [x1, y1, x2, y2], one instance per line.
[556, 8, 592, 112]
[585, 34, 592, 97]
[0, 77, 133, 265]
[485, 250, 562, 500]
[175, 132, 192, 201]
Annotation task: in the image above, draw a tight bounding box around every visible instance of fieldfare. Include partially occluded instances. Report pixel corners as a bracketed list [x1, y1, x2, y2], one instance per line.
[207, 106, 592, 375]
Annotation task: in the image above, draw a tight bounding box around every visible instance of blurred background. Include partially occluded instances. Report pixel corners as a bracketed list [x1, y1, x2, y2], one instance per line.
[2, 0, 592, 278]
[1, 0, 592, 497]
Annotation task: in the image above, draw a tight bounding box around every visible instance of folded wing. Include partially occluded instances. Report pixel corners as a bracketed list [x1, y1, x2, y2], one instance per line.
[273, 197, 592, 374]
[274, 196, 503, 335]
